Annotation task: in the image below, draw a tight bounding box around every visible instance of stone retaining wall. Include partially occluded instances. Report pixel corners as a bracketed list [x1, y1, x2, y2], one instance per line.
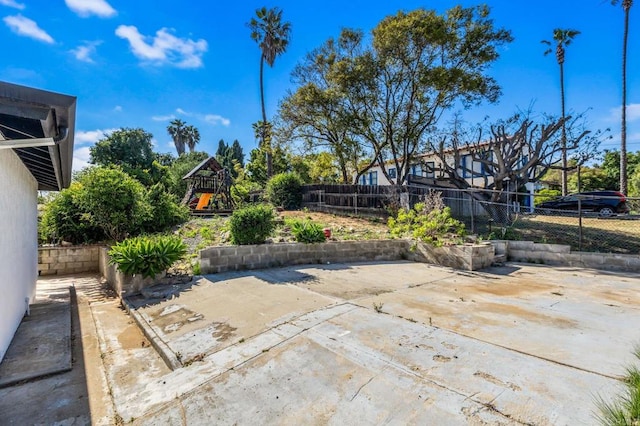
[38, 246, 101, 276]
[495, 240, 640, 272]
[199, 240, 494, 274]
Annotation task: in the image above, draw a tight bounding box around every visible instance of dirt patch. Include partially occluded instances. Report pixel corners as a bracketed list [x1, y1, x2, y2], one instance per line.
[474, 371, 521, 391]
[211, 322, 237, 342]
[477, 302, 577, 329]
[150, 304, 205, 334]
[117, 322, 148, 350]
[280, 210, 389, 240]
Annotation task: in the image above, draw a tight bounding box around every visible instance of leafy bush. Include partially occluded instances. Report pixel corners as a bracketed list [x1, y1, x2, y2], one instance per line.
[388, 196, 465, 247]
[39, 166, 189, 244]
[266, 172, 303, 210]
[75, 167, 151, 241]
[534, 188, 561, 206]
[229, 204, 275, 245]
[108, 235, 187, 278]
[39, 182, 103, 244]
[143, 183, 190, 233]
[288, 219, 326, 244]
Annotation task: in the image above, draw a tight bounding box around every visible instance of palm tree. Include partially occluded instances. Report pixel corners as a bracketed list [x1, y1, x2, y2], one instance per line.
[185, 125, 200, 153]
[542, 28, 580, 196]
[248, 6, 291, 178]
[167, 119, 187, 156]
[612, 0, 633, 195]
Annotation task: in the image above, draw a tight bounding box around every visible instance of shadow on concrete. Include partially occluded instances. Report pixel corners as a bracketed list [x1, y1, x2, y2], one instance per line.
[0, 286, 92, 424]
[126, 279, 200, 309]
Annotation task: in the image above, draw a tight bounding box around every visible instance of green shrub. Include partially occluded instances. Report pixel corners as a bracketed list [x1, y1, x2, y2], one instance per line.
[229, 204, 275, 245]
[75, 167, 151, 241]
[143, 183, 190, 233]
[388, 202, 465, 247]
[108, 235, 187, 278]
[534, 188, 561, 206]
[39, 182, 104, 244]
[39, 166, 189, 244]
[288, 219, 326, 244]
[266, 172, 303, 210]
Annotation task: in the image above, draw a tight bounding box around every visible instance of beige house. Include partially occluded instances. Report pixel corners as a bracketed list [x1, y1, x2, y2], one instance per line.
[0, 82, 76, 362]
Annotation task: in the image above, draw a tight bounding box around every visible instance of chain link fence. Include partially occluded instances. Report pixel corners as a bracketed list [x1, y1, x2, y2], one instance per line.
[302, 184, 640, 254]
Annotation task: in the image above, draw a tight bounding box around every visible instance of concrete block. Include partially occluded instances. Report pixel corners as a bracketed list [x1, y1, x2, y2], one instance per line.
[532, 243, 571, 254]
[576, 253, 605, 267]
[507, 241, 535, 251]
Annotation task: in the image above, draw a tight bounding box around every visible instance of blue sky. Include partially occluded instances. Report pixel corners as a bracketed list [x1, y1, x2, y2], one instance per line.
[1, 0, 638, 171]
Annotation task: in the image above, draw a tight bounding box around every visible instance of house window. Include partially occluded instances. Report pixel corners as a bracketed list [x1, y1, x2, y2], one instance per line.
[460, 154, 472, 178]
[388, 168, 397, 179]
[368, 171, 378, 186]
[360, 171, 378, 186]
[425, 161, 435, 178]
[410, 164, 422, 176]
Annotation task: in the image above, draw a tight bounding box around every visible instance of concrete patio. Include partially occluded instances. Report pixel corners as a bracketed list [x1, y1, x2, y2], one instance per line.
[1, 261, 638, 425]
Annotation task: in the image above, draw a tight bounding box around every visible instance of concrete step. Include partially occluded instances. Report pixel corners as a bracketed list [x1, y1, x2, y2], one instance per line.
[492, 254, 507, 265]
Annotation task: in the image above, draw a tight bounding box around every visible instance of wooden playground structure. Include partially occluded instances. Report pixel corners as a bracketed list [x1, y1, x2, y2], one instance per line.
[181, 157, 235, 215]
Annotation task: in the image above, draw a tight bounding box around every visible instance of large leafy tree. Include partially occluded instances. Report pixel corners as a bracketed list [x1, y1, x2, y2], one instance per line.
[167, 118, 188, 156]
[89, 128, 162, 185]
[278, 29, 369, 184]
[612, 0, 634, 194]
[280, 6, 512, 188]
[215, 139, 245, 178]
[542, 28, 580, 196]
[248, 6, 291, 178]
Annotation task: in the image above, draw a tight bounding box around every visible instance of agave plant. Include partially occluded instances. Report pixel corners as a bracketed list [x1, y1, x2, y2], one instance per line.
[108, 235, 187, 278]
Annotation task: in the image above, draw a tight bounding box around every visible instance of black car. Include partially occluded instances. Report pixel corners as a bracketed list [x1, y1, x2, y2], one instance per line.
[536, 191, 630, 217]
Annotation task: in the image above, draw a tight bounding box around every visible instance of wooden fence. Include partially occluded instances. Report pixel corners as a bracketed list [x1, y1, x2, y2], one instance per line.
[302, 184, 478, 216]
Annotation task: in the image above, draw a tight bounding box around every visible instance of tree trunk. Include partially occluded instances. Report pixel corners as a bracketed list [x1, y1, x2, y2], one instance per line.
[560, 62, 568, 196]
[259, 54, 273, 179]
[620, 5, 630, 194]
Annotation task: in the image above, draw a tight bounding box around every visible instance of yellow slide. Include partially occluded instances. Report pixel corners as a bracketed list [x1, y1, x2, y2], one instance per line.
[196, 193, 212, 210]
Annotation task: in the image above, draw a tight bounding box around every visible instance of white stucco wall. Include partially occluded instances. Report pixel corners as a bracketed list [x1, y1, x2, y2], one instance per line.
[0, 149, 38, 363]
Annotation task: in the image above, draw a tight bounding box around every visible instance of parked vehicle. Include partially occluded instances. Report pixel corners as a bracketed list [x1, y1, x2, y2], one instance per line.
[535, 191, 630, 217]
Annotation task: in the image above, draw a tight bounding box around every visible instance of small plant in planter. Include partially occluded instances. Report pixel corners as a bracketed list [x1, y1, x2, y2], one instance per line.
[287, 219, 326, 244]
[108, 235, 187, 278]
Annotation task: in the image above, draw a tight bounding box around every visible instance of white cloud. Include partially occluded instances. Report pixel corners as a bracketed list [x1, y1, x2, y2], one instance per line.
[176, 108, 191, 116]
[204, 114, 231, 127]
[151, 114, 176, 122]
[113, 105, 122, 112]
[65, 0, 116, 18]
[607, 103, 640, 123]
[3, 15, 54, 44]
[73, 146, 91, 172]
[115, 25, 207, 69]
[75, 128, 116, 145]
[70, 40, 102, 63]
[0, 0, 25, 10]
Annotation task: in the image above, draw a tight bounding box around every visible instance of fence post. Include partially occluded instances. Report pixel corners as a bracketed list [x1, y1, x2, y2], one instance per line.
[354, 192, 358, 215]
[470, 195, 475, 234]
[578, 197, 583, 251]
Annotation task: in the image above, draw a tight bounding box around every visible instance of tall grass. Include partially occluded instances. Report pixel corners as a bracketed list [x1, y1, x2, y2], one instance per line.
[596, 345, 640, 425]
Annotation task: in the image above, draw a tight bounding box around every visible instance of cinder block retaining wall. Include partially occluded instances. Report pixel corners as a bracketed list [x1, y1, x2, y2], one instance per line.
[199, 240, 495, 274]
[38, 246, 101, 276]
[494, 240, 640, 272]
